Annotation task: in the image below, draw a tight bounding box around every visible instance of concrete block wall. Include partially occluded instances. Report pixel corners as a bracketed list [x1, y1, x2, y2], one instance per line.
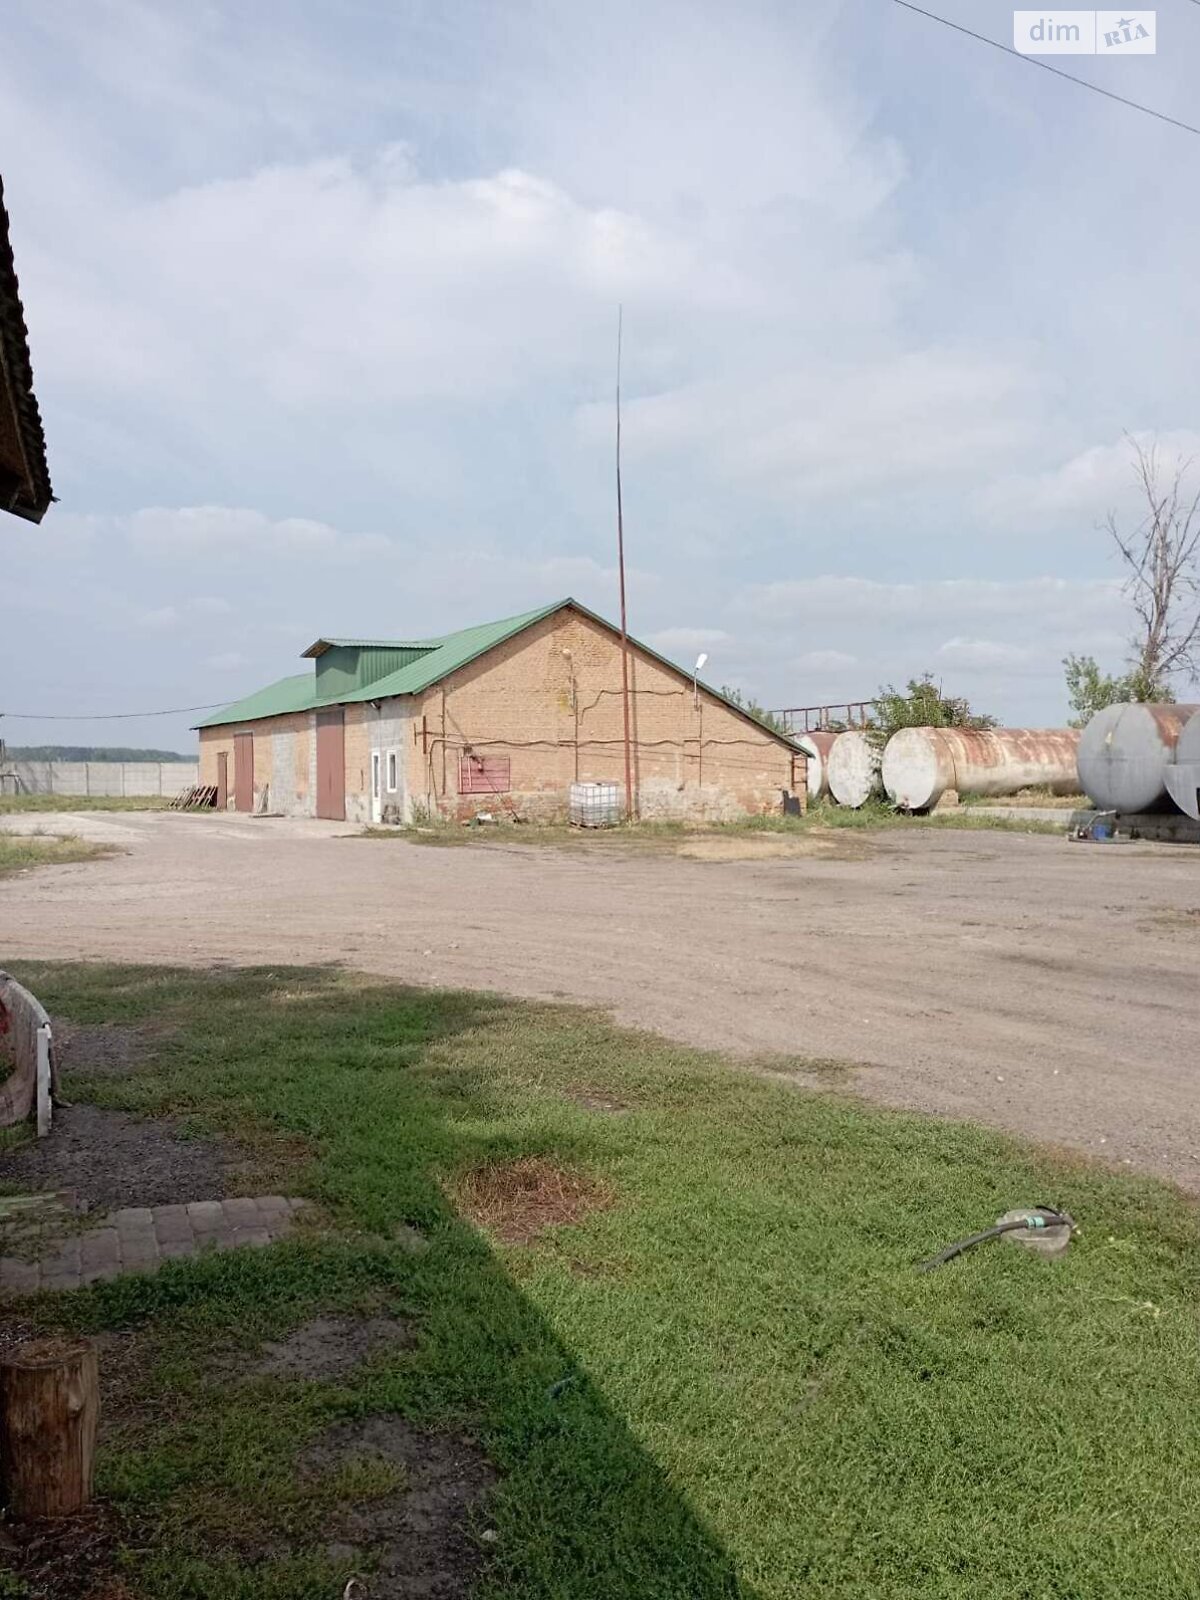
[367, 705, 410, 823]
[343, 704, 370, 824]
[4, 760, 199, 797]
[270, 713, 314, 816]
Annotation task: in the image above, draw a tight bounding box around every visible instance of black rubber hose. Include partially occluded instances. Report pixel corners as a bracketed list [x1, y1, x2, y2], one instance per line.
[918, 1208, 1071, 1272]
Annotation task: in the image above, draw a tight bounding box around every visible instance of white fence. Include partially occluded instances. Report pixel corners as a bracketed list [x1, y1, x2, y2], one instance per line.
[2, 761, 199, 797]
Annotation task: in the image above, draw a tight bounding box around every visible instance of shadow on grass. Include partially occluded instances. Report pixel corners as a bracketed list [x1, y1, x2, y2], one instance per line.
[1, 962, 760, 1600]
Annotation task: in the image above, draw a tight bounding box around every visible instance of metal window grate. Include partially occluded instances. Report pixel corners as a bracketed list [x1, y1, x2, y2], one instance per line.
[459, 753, 511, 794]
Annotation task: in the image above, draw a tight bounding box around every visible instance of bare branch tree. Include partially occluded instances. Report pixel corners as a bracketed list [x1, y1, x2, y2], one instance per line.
[1105, 434, 1200, 693]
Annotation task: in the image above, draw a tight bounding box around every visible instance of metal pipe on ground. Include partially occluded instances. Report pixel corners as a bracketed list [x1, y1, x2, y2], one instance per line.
[883, 727, 1081, 812]
[1077, 703, 1200, 814]
[795, 731, 838, 802]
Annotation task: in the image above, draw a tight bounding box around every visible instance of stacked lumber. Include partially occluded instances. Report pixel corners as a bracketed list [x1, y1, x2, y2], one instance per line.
[168, 785, 217, 810]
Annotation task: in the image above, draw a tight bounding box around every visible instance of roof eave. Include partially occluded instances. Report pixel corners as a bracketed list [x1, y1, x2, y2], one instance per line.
[0, 178, 52, 525]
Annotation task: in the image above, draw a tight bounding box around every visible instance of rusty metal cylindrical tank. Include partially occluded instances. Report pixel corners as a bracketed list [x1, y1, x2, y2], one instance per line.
[826, 730, 881, 809]
[883, 727, 1082, 811]
[795, 731, 838, 801]
[1077, 703, 1200, 813]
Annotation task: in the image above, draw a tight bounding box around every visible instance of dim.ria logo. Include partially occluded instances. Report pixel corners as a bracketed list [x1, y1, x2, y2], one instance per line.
[1012, 11, 1156, 54]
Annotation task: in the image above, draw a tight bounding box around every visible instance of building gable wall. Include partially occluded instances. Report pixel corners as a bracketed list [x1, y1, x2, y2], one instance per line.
[405, 606, 797, 821]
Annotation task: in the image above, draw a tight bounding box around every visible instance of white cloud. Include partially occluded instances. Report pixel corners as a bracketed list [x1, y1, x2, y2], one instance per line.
[53, 506, 393, 569]
[793, 649, 858, 672]
[645, 626, 733, 655]
[735, 575, 1125, 630]
[136, 605, 180, 630]
[580, 348, 1045, 504]
[978, 432, 1200, 528]
[935, 637, 1039, 673]
[5, 0, 1200, 747]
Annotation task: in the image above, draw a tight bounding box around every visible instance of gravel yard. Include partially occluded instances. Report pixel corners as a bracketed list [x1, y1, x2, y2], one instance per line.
[1, 808, 1197, 1188]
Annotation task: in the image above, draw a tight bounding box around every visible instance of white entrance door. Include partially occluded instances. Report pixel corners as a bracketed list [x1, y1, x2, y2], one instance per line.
[371, 751, 382, 823]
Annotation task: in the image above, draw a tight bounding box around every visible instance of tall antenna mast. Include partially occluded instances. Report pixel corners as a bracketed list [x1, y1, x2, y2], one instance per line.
[615, 305, 635, 821]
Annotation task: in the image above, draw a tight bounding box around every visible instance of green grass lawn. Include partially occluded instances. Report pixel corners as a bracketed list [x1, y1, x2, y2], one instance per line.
[0, 833, 114, 877]
[0, 794, 173, 814]
[3, 963, 1198, 1599]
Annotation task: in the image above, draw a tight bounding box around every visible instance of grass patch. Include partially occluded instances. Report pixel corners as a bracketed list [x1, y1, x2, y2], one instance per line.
[0, 833, 114, 877]
[960, 789, 1086, 811]
[727, 801, 1065, 835]
[0, 794, 172, 815]
[2, 962, 1197, 1598]
[451, 1155, 615, 1245]
[364, 801, 1064, 852]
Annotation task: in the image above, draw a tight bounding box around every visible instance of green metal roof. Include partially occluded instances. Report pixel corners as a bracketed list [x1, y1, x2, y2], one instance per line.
[301, 637, 430, 657]
[195, 673, 316, 728]
[195, 606, 559, 729]
[335, 603, 561, 704]
[195, 599, 798, 749]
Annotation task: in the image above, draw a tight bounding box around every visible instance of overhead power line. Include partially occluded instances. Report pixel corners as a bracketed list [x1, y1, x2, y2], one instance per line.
[892, 0, 1200, 139]
[0, 703, 225, 721]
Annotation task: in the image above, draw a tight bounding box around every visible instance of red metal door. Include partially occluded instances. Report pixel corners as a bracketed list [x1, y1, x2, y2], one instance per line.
[233, 734, 254, 812]
[216, 751, 228, 810]
[316, 708, 345, 820]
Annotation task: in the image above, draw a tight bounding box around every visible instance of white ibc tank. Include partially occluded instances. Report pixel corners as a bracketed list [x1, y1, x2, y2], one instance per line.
[569, 782, 622, 827]
[826, 730, 881, 809]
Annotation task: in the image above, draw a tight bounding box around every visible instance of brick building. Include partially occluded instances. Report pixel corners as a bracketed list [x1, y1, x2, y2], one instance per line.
[196, 599, 804, 824]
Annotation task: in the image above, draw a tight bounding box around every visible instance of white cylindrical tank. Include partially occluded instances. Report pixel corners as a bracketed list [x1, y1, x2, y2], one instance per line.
[795, 731, 838, 801]
[1077, 703, 1200, 813]
[883, 727, 1082, 811]
[826, 730, 881, 809]
[1164, 710, 1200, 820]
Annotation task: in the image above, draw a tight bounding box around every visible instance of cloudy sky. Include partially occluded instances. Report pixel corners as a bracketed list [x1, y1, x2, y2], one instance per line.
[4, 0, 1198, 753]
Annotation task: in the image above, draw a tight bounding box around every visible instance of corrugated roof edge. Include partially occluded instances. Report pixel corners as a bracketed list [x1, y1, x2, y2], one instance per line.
[196, 598, 801, 750]
[194, 673, 316, 729]
[301, 637, 436, 658]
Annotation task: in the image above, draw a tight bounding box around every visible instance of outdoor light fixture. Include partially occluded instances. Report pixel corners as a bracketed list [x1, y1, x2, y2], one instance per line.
[693, 652, 708, 709]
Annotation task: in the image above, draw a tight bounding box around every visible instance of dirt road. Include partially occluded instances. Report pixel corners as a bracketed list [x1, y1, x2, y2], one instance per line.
[2, 811, 1198, 1189]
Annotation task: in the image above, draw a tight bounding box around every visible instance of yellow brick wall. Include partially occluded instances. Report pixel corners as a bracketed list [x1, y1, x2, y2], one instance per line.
[404, 608, 801, 821]
[198, 723, 273, 809]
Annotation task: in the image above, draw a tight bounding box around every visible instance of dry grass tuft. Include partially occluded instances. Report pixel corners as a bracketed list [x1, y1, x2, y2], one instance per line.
[451, 1156, 614, 1244]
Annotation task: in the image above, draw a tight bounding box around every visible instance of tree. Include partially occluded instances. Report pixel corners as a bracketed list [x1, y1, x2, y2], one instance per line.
[1061, 653, 1170, 729]
[869, 674, 996, 748]
[1106, 435, 1200, 692]
[720, 685, 786, 734]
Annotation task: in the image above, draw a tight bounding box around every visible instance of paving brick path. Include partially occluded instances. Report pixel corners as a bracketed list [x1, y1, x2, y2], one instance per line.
[0, 1196, 312, 1296]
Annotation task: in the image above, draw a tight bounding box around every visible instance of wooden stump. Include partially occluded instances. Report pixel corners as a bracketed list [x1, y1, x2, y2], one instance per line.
[0, 1337, 98, 1518]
